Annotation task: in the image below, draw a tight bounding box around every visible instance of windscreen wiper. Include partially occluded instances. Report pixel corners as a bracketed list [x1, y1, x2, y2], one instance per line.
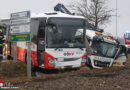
[55, 48, 59, 51]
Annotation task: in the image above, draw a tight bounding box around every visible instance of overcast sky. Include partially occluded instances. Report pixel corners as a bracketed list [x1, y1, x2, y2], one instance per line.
[0, 0, 130, 37]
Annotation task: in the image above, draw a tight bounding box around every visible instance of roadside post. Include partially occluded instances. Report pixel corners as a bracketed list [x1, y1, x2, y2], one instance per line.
[10, 11, 31, 78]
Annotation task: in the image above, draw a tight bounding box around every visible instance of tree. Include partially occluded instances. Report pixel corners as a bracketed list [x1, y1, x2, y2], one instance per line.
[69, 0, 113, 29]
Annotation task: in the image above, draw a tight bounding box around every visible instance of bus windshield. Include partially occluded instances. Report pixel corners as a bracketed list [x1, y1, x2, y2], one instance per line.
[91, 41, 117, 58]
[46, 18, 85, 48]
[124, 33, 130, 39]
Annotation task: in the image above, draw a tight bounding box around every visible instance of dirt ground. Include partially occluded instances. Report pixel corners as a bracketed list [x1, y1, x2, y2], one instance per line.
[0, 55, 130, 90]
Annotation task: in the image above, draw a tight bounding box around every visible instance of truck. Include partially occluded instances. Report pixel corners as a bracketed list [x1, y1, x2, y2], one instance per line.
[124, 30, 130, 51]
[2, 12, 87, 69]
[54, 3, 72, 15]
[86, 29, 127, 68]
[53, 3, 127, 68]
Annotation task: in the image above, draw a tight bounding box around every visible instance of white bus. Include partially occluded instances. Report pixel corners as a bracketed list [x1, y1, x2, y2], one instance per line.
[6, 12, 87, 69]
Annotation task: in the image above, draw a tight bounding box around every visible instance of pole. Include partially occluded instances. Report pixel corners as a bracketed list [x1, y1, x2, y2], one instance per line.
[27, 42, 31, 78]
[116, 0, 118, 38]
[13, 42, 17, 61]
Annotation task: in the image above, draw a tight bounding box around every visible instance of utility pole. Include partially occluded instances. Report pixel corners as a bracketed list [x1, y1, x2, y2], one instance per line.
[116, 0, 118, 39]
[27, 42, 31, 78]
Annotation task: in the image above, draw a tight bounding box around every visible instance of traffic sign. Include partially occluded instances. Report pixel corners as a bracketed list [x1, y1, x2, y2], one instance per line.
[10, 11, 30, 34]
[10, 11, 32, 78]
[10, 11, 31, 42]
[10, 11, 30, 19]
[10, 33, 31, 42]
[10, 24, 30, 33]
[10, 18, 30, 25]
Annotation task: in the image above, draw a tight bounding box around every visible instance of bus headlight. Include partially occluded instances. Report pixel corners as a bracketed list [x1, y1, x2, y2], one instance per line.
[48, 57, 55, 66]
[81, 58, 86, 62]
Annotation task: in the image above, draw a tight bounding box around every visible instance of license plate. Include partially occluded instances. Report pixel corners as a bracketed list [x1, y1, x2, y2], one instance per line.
[57, 58, 64, 61]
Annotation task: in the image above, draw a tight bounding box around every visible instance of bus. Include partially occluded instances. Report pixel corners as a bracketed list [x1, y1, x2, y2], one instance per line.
[4, 12, 87, 69]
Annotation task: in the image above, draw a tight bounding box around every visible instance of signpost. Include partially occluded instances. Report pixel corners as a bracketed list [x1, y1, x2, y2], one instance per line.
[10, 24, 30, 33]
[10, 11, 30, 34]
[10, 33, 31, 42]
[10, 11, 31, 78]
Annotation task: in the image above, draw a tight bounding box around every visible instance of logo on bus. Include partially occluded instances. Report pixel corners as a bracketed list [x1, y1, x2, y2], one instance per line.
[58, 48, 63, 51]
[64, 52, 74, 56]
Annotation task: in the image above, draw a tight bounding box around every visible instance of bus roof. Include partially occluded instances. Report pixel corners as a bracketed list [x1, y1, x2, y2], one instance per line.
[0, 12, 85, 21]
[31, 12, 85, 19]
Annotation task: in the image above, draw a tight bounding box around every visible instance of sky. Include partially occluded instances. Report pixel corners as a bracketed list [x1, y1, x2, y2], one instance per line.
[0, 0, 130, 37]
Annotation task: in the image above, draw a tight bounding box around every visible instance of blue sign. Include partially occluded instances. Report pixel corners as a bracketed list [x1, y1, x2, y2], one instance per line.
[58, 48, 63, 51]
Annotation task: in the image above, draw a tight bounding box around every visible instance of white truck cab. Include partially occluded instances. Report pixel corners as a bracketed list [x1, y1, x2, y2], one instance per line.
[86, 30, 127, 68]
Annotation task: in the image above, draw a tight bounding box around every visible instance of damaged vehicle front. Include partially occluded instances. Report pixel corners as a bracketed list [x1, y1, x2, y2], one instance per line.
[86, 30, 127, 68]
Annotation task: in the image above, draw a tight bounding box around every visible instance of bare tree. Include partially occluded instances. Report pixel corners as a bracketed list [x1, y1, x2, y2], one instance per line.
[69, 0, 113, 29]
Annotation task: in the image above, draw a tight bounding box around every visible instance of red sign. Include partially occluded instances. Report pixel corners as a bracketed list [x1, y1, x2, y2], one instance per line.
[125, 39, 130, 45]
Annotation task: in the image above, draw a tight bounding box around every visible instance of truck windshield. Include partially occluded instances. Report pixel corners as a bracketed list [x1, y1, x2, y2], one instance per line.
[124, 33, 130, 39]
[91, 41, 117, 58]
[46, 18, 85, 48]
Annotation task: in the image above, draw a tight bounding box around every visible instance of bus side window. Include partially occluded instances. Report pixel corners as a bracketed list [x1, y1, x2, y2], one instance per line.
[38, 21, 45, 38]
